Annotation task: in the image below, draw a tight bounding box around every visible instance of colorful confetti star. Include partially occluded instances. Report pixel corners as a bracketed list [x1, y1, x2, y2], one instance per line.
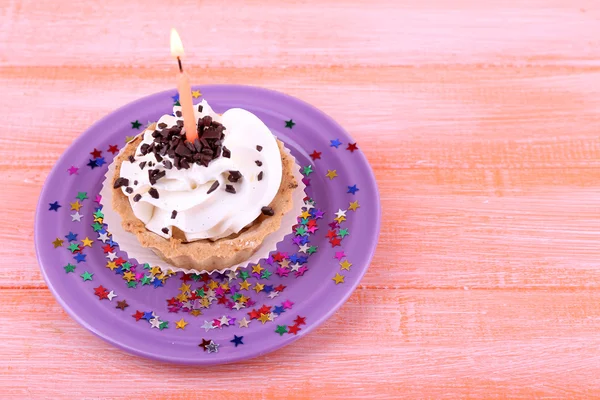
[332, 273, 345, 284]
[202, 320, 215, 332]
[334, 251, 346, 260]
[49, 201, 61, 211]
[76, 192, 88, 201]
[70, 201, 82, 211]
[71, 212, 82, 222]
[347, 184, 359, 195]
[310, 150, 321, 160]
[149, 318, 161, 329]
[65, 232, 78, 242]
[288, 324, 301, 335]
[238, 317, 251, 328]
[282, 299, 294, 309]
[340, 260, 352, 270]
[275, 325, 288, 336]
[116, 300, 129, 310]
[64, 263, 76, 273]
[339, 228, 349, 238]
[125, 135, 135, 143]
[95, 157, 106, 167]
[231, 335, 244, 347]
[107, 290, 117, 301]
[90, 148, 102, 158]
[258, 313, 271, 324]
[74, 253, 87, 263]
[199, 338, 212, 350]
[330, 138, 342, 148]
[346, 142, 358, 152]
[107, 144, 119, 154]
[87, 159, 98, 169]
[302, 165, 313, 176]
[191, 90, 201, 98]
[80, 271, 93, 281]
[325, 169, 338, 180]
[52, 238, 64, 248]
[175, 318, 188, 330]
[348, 200, 360, 211]
[67, 166, 79, 175]
[67, 242, 80, 253]
[159, 321, 169, 330]
[254, 283, 265, 293]
[284, 119, 295, 128]
[171, 93, 180, 102]
[131, 120, 142, 129]
[294, 316, 306, 325]
[94, 194, 102, 203]
[205, 341, 219, 353]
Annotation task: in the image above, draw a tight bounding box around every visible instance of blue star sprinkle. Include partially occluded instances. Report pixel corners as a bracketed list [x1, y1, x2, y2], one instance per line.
[172, 93, 179, 102]
[95, 157, 106, 167]
[153, 279, 164, 288]
[230, 335, 244, 347]
[330, 139, 342, 148]
[143, 311, 154, 321]
[347, 184, 359, 195]
[48, 201, 61, 211]
[65, 232, 78, 242]
[263, 285, 274, 294]
[87, 159, 99, 169]
[74, 253, 87, 263]
[273, 305, 285, 315]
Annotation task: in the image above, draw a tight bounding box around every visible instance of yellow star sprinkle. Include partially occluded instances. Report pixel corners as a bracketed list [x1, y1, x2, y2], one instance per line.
[340, 260, 352, 270]
[325, 169, 338, 180]
[254, 283, 264, 293]
[334, 215, 346, 223]
[332, 273, 345, 284]
[150, 266, 162, 276]
[208, 281, 219, 290]
[348, 201, 360, 211]
[81, 237, 93, 247]
[238, 295, 248, 304]
[125, 135, 135, 143]
[220, 282, 230, 291]
[252, 264, 264, 275]
[239, 280, 251, 290]
[191, 90, 201, 98]
[123, 271, 135, 282]
[106, 261, 117, 271]
[200, 298, 211, 308]
[52, 238, 64, 248]
[300, 210, 311, 219]
[190, 309, 202, 317]
[179, 283, 191, 293]
[258, 313, 270, 324]
[175, 318, 188, 330]
[70, 201, 82, 211]
[176, 293, 188, 302]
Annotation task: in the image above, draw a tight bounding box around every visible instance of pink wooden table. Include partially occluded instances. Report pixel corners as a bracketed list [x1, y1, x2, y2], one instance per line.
[2, 0, 600, 398]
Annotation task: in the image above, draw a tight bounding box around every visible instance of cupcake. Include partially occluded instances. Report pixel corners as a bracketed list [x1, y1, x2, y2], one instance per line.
[106, 100, 301, 272]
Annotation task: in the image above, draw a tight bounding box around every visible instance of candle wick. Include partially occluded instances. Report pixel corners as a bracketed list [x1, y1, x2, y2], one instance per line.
[177, 57, 183, 73]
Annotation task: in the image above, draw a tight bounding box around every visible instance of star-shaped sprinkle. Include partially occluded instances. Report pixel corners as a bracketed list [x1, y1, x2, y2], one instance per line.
[90, 148, 102, 158]
[205, 341, 219, 353]
[65, 231, 78, 242]
[348, 200, 360, 211]
[191, 90, 201, 98]
[49, 201, 61, 211]
[275, 325, 288, 336]
[149, 318, 161, 329]
[71, 212, 82, 222]
[309, 150, 321, 160]
[238, 317, 251, 328]
[74, 253, 86, 263]
[298, 244, 310, 253]
[94, 194, 102, 203]
[131, 120, 142, 129]
[282, 299, 294, 309]
[87, 159, 98, 169]
[132, 311, 144, 321]
[171, 93, 180, 102]
[64, 263, 76, 273]
[116, 300, 129, 310]
[67, 166, 79, 175]
[125, 135, 135, 143]
[98, 232, 110, 243]
[80, 271, 93, 281]
[67, 242, 80, 253]
[258, 313, 270, 324]
[325, 170, 338, 180]
[107, 291, 117, 301]
[95, 157, 106, 167]
[175, 318, 188, 330]
[107, 144, 119, 154]
[202, 320, 215, 332]
[340, 260, 352, 270]
[332, 273, 345, 284]
[346, 142, 358, 152]
[294, 316, 306, 325]
[254, 283, 264, 293]
[159, 321, 169, 330]
[284, 119, 295, 129]
[91, 222, 103, 232]
[52, 238, 64, 248]
[76, 192, 88, 201]
[347, 184, 359, 195]
[231, 335, 244, 347]
[288, 325, 301, 335]
[334, 251, 346, 260]
[330, 138, 342, 148]
[339, 228, 349, 238]
[302, 165, 313, 176]
[335, 209, 347, 219]
[199, 338, 212, 350]
[70, 201, 82, 211]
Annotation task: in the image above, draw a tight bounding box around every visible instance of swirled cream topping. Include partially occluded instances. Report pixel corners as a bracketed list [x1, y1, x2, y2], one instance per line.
[116, 100, 282, 241]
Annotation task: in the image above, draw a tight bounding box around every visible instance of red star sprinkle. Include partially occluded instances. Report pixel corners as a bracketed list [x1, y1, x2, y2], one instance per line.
[114, 257, 125, 266]
[272, 252, 286, 262]
[326, 230, 338, 239]
[248, 309, 260, 320]
[294, 316, 307, 325]
[329, 237, 342, 247]
[107, 144, 119, 154]
[346, 143, 358, 152]
[217, 296, 228, 305]
[102, 244, 114, 253]
[258, 305, 271, 314]
[132, 310, 144, 321]
[181, 274, 192, 282]
[288, 325, 301, 335]
[274, 285, 286, 292]
[94, 285, 109, 300]
[309, 150, 321, 160]
[90, 148, 103, 158]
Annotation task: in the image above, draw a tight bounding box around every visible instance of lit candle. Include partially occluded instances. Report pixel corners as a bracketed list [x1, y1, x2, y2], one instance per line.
[170, 28, 197, 142]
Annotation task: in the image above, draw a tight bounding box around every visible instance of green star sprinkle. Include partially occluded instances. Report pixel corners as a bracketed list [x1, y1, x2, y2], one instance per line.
[142, 263, 151, 270]
[302, 165, 313, 176]
[80, 271, 93, 281]
[121, 261, 132, 271]
[76, 192, 88, 201]
[67, 243, 80, 253]
[232, 293, 242, 301]
[174, 100, 181, 106]
[131, 120, 142, 129]
[159, 321, 169, 330]
[127, 281, 137, 288]
[275, 325, 288, 336]
[94, 210, 104, 219]
[64, 263, 76, 273]
[91, 222, 103, 232]
[191, 274, 201, 281]
[239, 270, 249, 280]
[261, 269, 273, 280]
[307, 246, 318, 254]
[295, 226, 307, 236]
[196, 288, 205, 298]
[141, 275, 152, 285]
[339, 228, 349, 238]
[284, 119, 295, 129]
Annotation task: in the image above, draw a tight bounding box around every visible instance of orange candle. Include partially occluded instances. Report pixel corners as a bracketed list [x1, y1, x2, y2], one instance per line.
[170, 29, 197, 142]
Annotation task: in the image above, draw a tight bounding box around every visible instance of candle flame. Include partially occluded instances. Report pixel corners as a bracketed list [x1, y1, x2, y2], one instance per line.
[170, 28, 185, 57]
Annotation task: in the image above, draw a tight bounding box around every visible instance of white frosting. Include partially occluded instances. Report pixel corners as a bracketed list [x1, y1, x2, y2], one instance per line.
[118, 100, 282, 241]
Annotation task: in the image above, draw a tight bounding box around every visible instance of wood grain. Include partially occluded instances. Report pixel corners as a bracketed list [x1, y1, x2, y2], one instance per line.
[2, 0, 600, 398]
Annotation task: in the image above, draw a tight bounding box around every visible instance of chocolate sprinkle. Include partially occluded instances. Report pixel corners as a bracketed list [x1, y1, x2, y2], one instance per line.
[148, 169, 166, 185]
[258, 171, 263, 181]
[163, 160, 173, 169]
[125, 187, 133, 194]
[113, 177, 129, 189]
[133, 194, 142, 202]
[256, 145, 263, 152]
[171, 210, 177, 219]
[128, 155, 135, 163]
[255, 160, 263, 166]
[139, 161, 146, 170]
[222, 146, 231, 158]
[134, 180, 138, 185]
[197, 104, 203, 112]
[161, 227, 169, 234]
[158, 122, 167, 129]
[228, 170, 242, 183]
[148, 187, 159, 199]
[225, 184, 236, 194]
[261, 206, 274, 216]
[207, 181, 219, 194]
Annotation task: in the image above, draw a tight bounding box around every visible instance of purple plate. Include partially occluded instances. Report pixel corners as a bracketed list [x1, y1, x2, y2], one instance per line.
[35, 85, 380, 364]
